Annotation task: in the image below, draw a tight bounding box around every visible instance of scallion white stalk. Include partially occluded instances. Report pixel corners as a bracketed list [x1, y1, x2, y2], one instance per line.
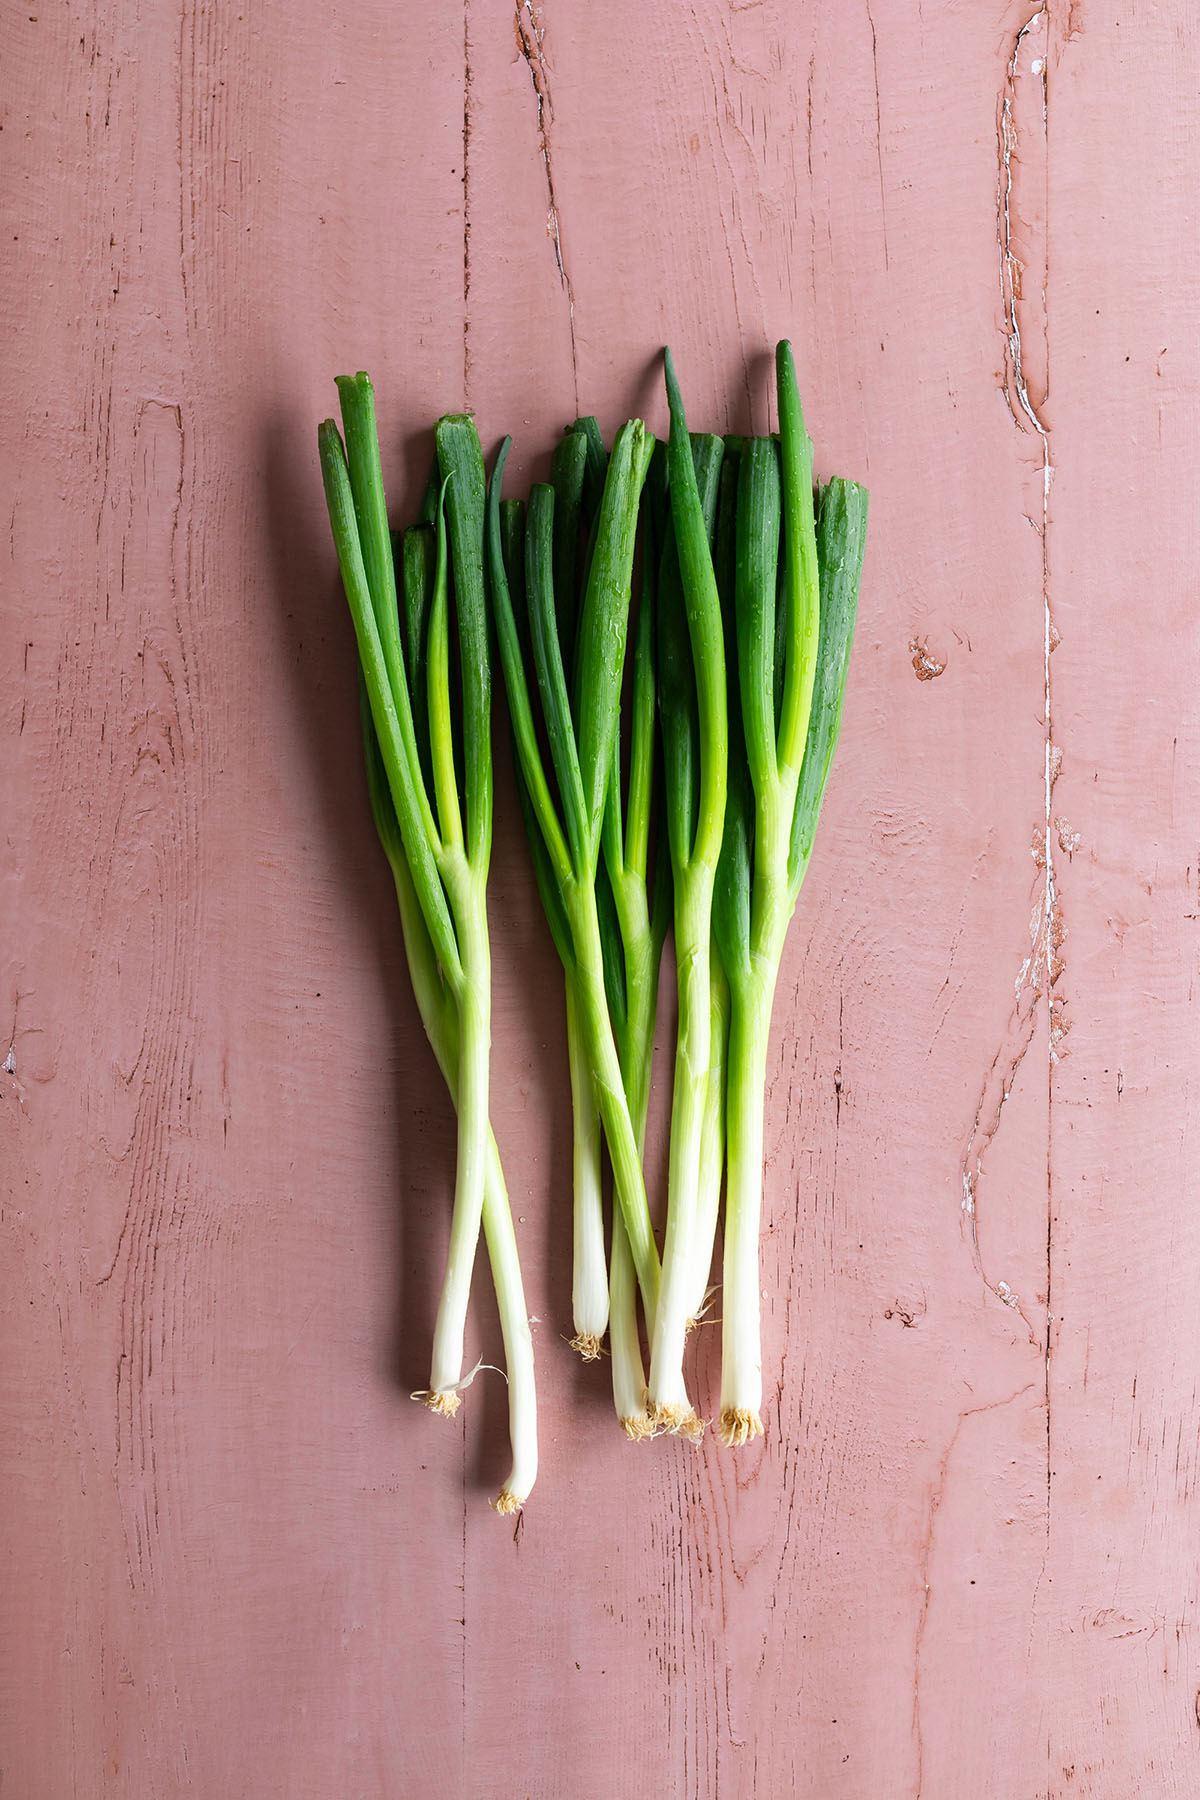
[685, 947, 728, 1333]
[565, 975, 608, 1358]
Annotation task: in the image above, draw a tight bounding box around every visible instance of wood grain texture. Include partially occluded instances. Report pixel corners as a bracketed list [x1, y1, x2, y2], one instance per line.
[2, 1, 1197, 1795]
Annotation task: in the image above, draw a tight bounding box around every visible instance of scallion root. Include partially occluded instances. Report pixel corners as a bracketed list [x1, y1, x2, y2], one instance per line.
[651, 1401, 705, 1444]
[422, 1390, 462, 1420]
[620, 1410, 656, 1442]
[717, 1407, 764, 1449]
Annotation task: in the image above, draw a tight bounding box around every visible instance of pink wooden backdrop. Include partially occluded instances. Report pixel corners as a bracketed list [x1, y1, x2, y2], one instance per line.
[4, 2, 1198, 1794]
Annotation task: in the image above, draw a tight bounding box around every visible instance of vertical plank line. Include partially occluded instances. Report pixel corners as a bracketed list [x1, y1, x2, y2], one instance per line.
[463, 0, 474, 407]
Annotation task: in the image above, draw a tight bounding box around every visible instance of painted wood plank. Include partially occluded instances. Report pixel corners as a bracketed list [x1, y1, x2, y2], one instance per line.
[1040, 3, 1200, 1795]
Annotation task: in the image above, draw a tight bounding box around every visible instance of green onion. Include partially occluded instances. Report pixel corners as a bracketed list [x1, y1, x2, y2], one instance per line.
[599, 481, 672, 1435]
[498, 455, 611, 1367]
[486, 423, 663, 1331]
[319, 382, 533, 1508]
[359, 686, 536, 1511]
[713, 343, 867, 1445]
[646, 353, 728, 1440]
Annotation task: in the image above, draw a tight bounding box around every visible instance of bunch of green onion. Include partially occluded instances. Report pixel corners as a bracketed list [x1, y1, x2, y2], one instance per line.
[318, 342, 866, 1507]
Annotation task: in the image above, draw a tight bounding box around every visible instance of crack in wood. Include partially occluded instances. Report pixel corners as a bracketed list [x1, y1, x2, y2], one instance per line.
[514, 1, 579, 407]
[996, 24, 1058, 1794]
[864, 0, 890, 270]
